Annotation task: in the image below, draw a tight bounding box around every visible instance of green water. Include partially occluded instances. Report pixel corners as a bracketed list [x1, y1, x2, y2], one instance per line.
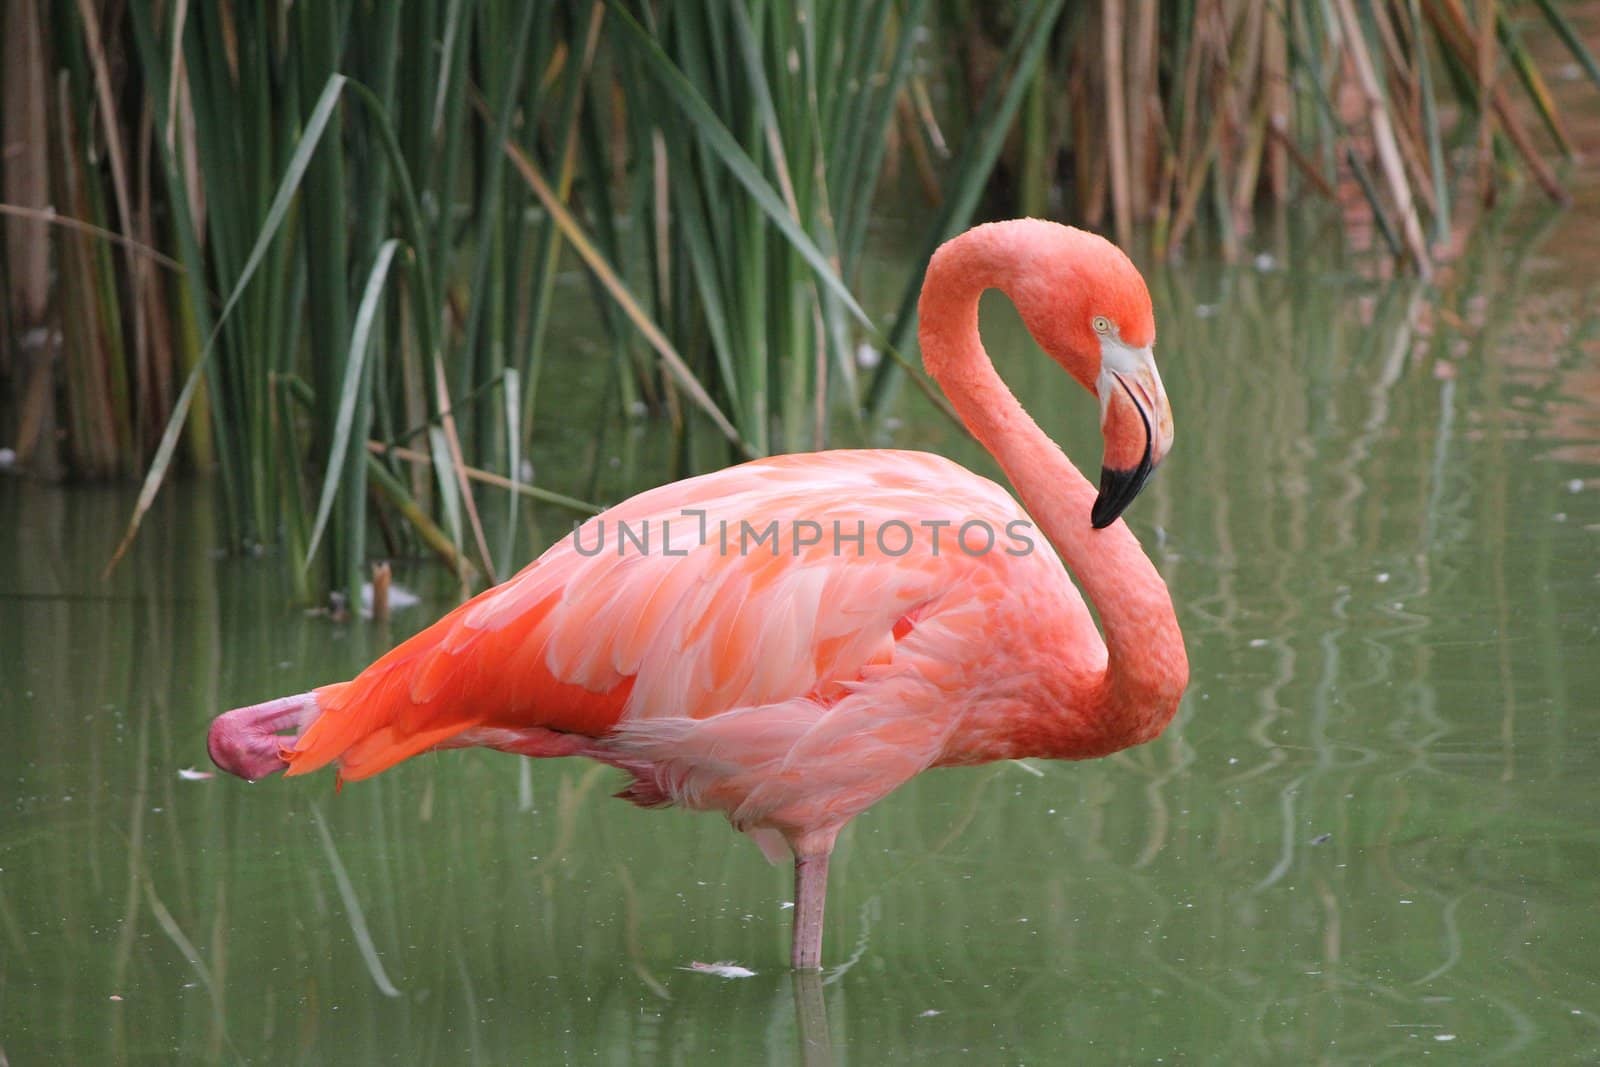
[5, 213, 1600, 1065]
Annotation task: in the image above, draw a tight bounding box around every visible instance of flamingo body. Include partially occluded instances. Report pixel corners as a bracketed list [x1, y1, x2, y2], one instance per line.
[208, 219, 1189, 969]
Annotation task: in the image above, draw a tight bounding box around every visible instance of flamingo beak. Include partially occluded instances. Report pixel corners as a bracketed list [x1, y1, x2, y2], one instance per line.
[1092, 347, 1173, 529]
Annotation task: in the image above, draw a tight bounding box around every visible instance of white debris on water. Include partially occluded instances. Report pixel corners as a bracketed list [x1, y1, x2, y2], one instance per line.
[683, 961, 756, 979]
[178, 767, 214, 781]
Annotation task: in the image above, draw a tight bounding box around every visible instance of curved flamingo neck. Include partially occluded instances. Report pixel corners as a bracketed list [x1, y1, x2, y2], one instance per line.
[918, 221, 1186, 753]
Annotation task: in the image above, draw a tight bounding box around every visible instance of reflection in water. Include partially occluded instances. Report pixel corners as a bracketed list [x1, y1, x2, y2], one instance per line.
[792, 970, 832, 1067]
[4, 212, 1600, 1062]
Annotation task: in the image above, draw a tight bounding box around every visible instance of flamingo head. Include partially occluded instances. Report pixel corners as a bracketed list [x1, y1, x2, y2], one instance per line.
[1015, 227, 1175, 529]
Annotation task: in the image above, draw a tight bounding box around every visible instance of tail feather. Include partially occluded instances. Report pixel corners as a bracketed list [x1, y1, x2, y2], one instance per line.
[306, 719, 473, 782]
[217, 559, 624, 784]
[279, 672, 480, 783]
[278, 679, 392, 779]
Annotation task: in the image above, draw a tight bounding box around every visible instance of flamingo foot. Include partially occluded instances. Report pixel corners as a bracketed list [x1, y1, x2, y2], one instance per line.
[207, 693, 318, 780]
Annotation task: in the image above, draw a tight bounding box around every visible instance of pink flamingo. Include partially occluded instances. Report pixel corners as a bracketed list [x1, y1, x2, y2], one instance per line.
[209, 220, 1187, 970]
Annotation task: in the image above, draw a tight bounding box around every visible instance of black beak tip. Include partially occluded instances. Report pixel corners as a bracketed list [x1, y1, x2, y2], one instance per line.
[1096, 373, 1160, 530]
[1092, 464, 1152, 529]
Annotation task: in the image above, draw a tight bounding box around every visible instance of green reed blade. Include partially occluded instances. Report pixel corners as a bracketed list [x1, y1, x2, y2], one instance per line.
[609, 3, 873, 333]
[1532, 0, 1600, 92]
[500, 366, 522, 570]
[502, 135, 754, 456]
[106, 74, 351, 576]
[869, 0, 1067, 414]
[1496, 8, 1572, 157]
[1409, 0, 1451, 243]
[305, 239, 401, 571]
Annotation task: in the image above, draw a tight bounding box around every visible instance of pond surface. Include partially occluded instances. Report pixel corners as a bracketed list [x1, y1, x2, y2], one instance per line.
[4, 206, 1600, 1064]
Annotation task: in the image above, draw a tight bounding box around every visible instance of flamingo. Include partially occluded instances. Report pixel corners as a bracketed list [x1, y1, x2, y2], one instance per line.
[208, 219, 1187, 970]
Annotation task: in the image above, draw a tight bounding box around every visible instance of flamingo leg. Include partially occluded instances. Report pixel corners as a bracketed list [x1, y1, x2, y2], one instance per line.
[790, 832, 837, 970]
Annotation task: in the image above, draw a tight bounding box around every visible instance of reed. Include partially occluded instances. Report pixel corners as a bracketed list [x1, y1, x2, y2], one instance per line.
[947, 1, 1599, 273]
[1, 0, 1594, 600]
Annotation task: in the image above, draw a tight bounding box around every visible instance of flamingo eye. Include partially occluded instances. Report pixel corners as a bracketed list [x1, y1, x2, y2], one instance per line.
[1091, 315, 1113, 335]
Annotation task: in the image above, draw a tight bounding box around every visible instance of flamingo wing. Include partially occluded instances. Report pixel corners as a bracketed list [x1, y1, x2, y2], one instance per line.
[284, 450, 1049, 782]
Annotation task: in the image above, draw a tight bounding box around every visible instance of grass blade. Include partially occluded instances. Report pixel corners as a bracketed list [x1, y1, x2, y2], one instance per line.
[870, 0, 1067, 413]
[433, 357, 497, 585]
[500, 136, 754, 456]
[1532, 0, 1600, 92]
[368, 441, 598, 515]
[608, 4, 871, 333]
[105, 73, 350, 577]
[501, 366, 522, 569]
[427, 423, 464, 556]
[363, 450, 477, 578]
[304, 238, 400, 570]
[0, 204, 185, 272]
